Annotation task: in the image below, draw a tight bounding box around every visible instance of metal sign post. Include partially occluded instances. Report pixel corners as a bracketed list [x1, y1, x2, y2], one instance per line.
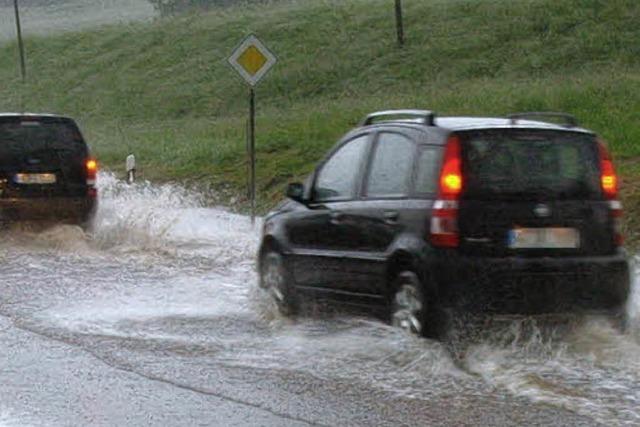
[228, 35, 277, 226]
[395, 0, 405, 47]
[13, 0, 26, 111]
[396, 0, 404, 47]
[248, 88, 256, 222]
[13, 0, 26, 81]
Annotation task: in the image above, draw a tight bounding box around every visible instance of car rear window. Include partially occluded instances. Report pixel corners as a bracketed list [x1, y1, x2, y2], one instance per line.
[0, 118, 87, 166]
[462, 130, 601, 200]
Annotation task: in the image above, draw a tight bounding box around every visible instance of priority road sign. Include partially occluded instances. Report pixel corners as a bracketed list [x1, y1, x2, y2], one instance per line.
[228, 35, 277, 226]
[228, 34, 277, 87]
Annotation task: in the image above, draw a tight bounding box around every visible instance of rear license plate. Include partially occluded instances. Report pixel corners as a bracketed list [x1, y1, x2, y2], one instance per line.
[508, 227, 580, 249]
[14, 173, 57, 184]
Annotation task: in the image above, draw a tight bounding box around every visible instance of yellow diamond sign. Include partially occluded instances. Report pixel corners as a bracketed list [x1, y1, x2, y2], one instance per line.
[228, 35, 277, 86]
[237, 46, 268, 76]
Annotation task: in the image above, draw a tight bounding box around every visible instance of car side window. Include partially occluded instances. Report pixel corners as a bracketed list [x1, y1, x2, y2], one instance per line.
[414, 147, 442, 195]
[365, 132, 415, 198]
[314, 135, 369, 202]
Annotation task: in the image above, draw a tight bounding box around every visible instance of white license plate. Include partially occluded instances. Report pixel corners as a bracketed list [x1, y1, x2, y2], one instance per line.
[14, 173, 57, 184]
[508, 227, 580, 249]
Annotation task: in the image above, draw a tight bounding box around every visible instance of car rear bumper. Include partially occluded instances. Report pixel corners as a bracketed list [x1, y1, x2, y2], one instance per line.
[0, 196, 97, 223]
[434, 251, 630, 314]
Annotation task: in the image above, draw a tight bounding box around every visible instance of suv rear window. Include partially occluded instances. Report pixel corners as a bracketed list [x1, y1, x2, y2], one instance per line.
[0, 118, 87, 166]
[462, 130, 601, 200]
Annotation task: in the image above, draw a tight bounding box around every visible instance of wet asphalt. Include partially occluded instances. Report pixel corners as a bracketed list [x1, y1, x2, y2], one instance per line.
[0, 175, 636, 426]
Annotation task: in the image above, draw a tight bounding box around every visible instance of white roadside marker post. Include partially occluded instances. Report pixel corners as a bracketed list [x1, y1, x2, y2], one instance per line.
[126, 154, 136, 184]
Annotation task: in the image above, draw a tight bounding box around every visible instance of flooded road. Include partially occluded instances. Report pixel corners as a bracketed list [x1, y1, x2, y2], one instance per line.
[0, 174, 638, 426]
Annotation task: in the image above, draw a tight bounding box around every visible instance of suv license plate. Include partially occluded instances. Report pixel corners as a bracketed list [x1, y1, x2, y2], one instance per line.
[14, 173, 57, 184]
[508, 227, 580, 249]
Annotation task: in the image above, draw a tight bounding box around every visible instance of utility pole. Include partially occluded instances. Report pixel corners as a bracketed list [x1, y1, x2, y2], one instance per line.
[13, 0, 26, 82]
[395, 0, 405, 47]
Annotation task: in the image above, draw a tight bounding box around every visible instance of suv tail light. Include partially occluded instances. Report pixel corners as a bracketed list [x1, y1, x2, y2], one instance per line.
[431, 135, 462, 248]
[598, 140, 618, 199]
[86, 158, 98, 197]
[598, 140, 623, 246]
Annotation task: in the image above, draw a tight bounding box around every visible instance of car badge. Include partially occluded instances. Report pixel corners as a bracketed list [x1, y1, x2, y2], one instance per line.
[534, 204, 551, 218]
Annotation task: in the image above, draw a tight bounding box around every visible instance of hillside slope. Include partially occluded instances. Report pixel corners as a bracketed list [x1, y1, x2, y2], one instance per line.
[0, 0, 638, 212]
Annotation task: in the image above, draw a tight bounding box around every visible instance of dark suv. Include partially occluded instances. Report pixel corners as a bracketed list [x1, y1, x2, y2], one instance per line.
[0, 114, 97, 226]
[258, 110, 630, 338]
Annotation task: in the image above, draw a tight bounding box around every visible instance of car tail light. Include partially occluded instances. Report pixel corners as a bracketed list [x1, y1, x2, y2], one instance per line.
[86, 158, 98, 195]
[598, 140, 618, 199]
[598, 140, 624, 246]
[431, 135, 462, 248]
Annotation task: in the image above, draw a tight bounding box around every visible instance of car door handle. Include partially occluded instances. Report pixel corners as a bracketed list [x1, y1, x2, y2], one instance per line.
[330, 211, 345, 224]
[383, 211, 399, 223]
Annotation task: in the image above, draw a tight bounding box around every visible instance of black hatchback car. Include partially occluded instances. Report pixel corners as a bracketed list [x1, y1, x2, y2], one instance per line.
[0, 114, 97, 226]
[258, 110, 630, 338]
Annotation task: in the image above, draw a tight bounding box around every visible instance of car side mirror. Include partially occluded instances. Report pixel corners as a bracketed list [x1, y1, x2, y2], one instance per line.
[286, 182, 305, 203]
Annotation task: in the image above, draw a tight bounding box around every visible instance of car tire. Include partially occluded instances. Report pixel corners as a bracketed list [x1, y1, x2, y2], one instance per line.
[259, 251, 298, 316]
[390, 271, 446, 340]
[78, 218, 94, 233]
[611, 307, 630, 334]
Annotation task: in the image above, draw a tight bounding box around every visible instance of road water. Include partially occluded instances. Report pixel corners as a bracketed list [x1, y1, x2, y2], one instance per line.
[0, 173, 638, 426]
[0, 0, 155, 41]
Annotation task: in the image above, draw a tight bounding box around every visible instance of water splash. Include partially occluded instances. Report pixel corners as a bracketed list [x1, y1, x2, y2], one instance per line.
[461, 271, 640, 426]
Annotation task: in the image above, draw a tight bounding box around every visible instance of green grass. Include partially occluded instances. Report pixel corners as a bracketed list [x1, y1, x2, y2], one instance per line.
[0, 0, 639, 213]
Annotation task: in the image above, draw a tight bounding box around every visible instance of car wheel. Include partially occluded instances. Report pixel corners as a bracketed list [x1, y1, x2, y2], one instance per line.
[611, 307, 630, 334]
[260, 251, 298, 316]
[78, 218, 94, 233]
[390, 271, 445, 339]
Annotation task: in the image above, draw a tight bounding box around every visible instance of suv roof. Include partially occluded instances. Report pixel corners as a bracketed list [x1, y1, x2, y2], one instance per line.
[435, 117, 592, 134]
[0, 112, 74, 121]
[357, 110, 594, 135]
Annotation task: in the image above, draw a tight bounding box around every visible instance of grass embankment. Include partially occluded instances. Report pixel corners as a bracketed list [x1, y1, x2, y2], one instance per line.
[0, 0, 638, 238]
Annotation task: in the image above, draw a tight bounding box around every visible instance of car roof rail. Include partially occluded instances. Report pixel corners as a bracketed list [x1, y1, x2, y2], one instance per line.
[361, 110, 436, 126]
[507, 112, 579, 128]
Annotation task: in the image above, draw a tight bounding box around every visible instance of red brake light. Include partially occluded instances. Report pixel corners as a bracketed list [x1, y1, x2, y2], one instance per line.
[598, 140, 617, 199]
[598, 141, 624, 246]
[439, 136, 463, 199]
[86, 158, 98, 187]
[431, 135, 463, 248]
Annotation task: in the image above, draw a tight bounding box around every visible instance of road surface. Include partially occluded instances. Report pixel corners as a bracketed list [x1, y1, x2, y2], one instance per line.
[0, 174, 637, 426]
